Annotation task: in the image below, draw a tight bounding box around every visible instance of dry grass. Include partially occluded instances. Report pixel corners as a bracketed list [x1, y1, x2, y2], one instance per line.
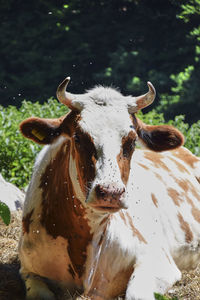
[0, 211, 200, 300]
[166, 265, 200, 299]
[0, 210, 25, 300]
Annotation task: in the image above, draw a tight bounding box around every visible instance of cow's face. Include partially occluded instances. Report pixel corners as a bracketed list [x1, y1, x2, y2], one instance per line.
[20, 77, 184, 214]
[71, 91, 138, 212]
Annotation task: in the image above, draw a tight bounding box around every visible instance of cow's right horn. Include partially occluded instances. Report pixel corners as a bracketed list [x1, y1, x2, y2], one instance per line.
[127, 82, 156, 113]
[56, 77, 83, 111]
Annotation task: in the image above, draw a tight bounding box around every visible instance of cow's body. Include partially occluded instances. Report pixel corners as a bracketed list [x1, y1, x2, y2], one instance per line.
[19, 78, 200, 300]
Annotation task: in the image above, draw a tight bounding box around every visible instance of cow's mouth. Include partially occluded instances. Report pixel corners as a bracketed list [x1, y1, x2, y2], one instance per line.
[93, 205, 121, 213]
[89, 199, 127, 213]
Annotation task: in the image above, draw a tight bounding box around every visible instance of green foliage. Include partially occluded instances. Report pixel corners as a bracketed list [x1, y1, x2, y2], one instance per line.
[137, 110, 165, 125]
[0, 99, 68, 187]
[0, 0, 200, 123]
[154, 293, 178, 300]
[169, 116, 200, 156]
[0, 201, 11, 225]
[179, 0, 200, 23]
[156, 0, 200, 123]
[0, 100, 199, 189]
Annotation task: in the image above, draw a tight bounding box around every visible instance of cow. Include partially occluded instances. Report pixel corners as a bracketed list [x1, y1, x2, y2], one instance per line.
[19, 77, 200, 300]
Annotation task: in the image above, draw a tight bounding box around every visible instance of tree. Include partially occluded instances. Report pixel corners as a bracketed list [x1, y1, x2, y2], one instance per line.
[0, 0, 199, 123]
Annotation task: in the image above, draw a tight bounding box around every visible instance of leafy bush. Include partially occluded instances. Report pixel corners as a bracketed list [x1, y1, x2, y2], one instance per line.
[0, 100, 199, 188]
[0, 99, 68, 188]
[154, 293, 178, 300]
[0, 201, 11, 225]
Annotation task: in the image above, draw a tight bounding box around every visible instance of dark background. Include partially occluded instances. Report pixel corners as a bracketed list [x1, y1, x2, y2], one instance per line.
[0, 0, 199, 123]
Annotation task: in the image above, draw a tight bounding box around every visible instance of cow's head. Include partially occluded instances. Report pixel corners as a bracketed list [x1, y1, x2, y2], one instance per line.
[20, 77, 184, 213]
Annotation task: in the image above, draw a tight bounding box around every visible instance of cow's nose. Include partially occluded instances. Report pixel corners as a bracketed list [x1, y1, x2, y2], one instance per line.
[95, 184, 125, 201]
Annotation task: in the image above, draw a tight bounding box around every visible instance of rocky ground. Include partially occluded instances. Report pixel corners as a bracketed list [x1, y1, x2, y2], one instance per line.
[0, 211, 200, 300]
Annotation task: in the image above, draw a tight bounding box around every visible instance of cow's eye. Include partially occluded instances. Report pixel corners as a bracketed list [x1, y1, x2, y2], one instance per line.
[123, 139, 135, 158]
[74, 134, 81, 144]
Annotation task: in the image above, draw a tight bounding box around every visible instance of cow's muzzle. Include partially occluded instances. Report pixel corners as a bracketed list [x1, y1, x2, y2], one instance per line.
[88, 183, 127, 213]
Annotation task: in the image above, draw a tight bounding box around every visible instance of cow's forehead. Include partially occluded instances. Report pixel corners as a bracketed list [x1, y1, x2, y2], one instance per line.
[77, 86, 135, 143]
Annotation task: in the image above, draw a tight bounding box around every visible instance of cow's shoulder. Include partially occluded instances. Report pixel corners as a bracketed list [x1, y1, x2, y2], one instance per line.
[171, 147, 200, 182]
[132, 147, 200, 178]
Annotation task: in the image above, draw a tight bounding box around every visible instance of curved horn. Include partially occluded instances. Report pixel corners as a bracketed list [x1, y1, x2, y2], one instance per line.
[128, 82, 156, 113]
[56, 77, 82, 111]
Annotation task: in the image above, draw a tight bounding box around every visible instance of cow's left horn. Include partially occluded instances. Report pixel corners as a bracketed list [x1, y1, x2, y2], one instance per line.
[56, 77, 83, 111]
[128, 82, 156, 113]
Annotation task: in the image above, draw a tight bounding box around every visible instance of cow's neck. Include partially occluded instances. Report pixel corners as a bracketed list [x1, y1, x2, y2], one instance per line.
[39, 139, 93, 278]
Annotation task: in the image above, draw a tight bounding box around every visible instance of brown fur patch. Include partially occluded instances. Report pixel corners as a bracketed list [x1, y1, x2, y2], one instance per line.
[172, 148, 200, 168]
[169, 157, 190, 174]
[185, 195, 200, 224]
[176, 179, 200, 202]
[119, 211, 147, 244]
[119, 211, 128, 226]
[167, 188, 182, 206]
[176, 178, 190, 193]
[191, 206, 200, 223]
[170, 179, 200, 223]
[154, 172, 163, 182]
[86, 265, 133, 299]
[117, 131, 136, 184]
[178, 213, 193, 243]
[22, 209, 34, 234]
[68, 264, 76, 279]
[144, 152, 170, 172]
[40, 141, 93, 278]
[126, 212, 147, 244]
[72, 127, 97, 195]
[138, 163, 149, 170]
[196, 177, 200, 184]
[151, 193, 158, 207]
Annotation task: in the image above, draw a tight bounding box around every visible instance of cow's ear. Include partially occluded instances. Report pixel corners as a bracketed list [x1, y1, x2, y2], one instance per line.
[137, 121, 184, 152]
[20, 117, 64, 144]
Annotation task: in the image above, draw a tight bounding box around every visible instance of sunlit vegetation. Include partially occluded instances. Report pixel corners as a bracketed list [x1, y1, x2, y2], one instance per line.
[0, 100, 199, 189]
[0, 0, 200, 124]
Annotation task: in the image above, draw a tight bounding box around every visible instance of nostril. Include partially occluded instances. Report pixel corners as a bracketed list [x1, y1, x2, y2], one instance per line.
[95, 185, 106, 198]
[95, 184, 125, 199]
[118, 187, 125, 195]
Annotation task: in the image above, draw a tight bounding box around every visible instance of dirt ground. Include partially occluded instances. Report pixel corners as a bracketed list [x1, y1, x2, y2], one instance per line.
[0, 211, 200, 300]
